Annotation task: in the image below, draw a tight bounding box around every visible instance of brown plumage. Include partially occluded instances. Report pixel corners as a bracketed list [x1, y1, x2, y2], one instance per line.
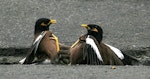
[19, 18, 59, 64]
[69, 24, 124, 65]
[34, 31, 59, 63]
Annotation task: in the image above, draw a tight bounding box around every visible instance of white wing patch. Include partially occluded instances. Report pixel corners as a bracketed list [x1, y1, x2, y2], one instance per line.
[33, 31, 47, 54]
[19, 31, 47, 64]
[33, 31, 46, 45]
[105, 43, 124, 60]
[33, 35, 43, 45]
[19, 57, 26, 64]
[86, 35, 103, 62]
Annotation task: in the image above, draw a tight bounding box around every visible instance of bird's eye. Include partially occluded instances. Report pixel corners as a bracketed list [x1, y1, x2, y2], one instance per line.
[41, 22, 47, 26]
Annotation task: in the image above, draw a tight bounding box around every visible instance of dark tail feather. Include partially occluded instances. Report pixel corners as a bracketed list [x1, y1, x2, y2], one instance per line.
[122, 53, 140, 65]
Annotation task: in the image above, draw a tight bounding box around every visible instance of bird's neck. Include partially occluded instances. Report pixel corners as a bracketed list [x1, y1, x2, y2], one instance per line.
[34, 27, 49, 35]
[87, 32, 102, 43]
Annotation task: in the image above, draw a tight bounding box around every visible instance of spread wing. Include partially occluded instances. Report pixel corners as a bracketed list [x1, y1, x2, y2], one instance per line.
[105, 43, 124, 60]
[122, 53, 139, 65]
[104, 43, 139, 65]
[83, 35, 103, 65]
[84, 44, 103, 65]
[19, 43, 37, 64]
[19, 31, 46, 64]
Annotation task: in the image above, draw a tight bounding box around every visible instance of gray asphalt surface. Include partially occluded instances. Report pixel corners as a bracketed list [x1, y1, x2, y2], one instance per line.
[0, 0, 150, 49]
[0, 65, 150, 79]
[0, 0, 150, 79]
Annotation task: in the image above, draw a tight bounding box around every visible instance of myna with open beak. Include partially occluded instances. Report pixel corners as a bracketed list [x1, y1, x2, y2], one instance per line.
[19, 18, 60, 64]
[69, 24, 135, 65]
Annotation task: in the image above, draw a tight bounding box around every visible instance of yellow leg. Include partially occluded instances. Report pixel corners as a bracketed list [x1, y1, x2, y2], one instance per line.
[71, 39, 79, 48]
[52, 34, 60, 52]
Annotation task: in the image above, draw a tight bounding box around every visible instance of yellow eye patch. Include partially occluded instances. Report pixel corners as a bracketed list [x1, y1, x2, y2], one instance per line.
[92, 28, 98, 32]
[41, 22, 47, 26]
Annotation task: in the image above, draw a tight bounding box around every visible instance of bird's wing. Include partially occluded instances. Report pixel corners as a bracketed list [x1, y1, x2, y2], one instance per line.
[104, 43, 124, 60]
[85, 35, 103, 64]
[19, 43, 37, 64]
[104, 43, 139, 65]
[122, 52, 139, 65]
[19, 31, 47, 64]
[84, 44, 103, 65]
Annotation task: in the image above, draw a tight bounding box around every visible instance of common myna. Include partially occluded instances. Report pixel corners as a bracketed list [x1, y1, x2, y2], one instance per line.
[69, 24, 134, 65]
[19, 18, 60, 64]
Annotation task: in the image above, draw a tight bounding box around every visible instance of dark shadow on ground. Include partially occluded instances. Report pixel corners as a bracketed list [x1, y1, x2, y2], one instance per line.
[0, 47, 150, 65]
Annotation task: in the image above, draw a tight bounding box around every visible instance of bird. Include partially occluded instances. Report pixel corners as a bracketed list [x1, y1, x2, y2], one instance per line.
[69, 24, 136, 65]
[19, 18, 60, 64]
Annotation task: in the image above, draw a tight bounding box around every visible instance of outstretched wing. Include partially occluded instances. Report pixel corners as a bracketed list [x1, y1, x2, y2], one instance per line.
[19, 43, 37, 64]
[122, 53, 139, 65]
[104, 43, 139, 65]
[19, 31, 46, 64]
[84, 44, 103, 65]
[83, 35, 103, 65]
[105, 43, 124, 60]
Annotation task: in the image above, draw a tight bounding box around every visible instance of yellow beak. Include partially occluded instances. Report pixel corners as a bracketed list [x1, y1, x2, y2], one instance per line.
[81, 24, 88, 28]
[81, 24, 91, 30]
[81, 24, 98, 32]
[49, 20, 57, 24]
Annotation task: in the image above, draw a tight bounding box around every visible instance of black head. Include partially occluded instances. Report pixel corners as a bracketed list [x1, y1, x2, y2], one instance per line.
[34, 18, 56, 34]
[81, 24, 103, 43]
